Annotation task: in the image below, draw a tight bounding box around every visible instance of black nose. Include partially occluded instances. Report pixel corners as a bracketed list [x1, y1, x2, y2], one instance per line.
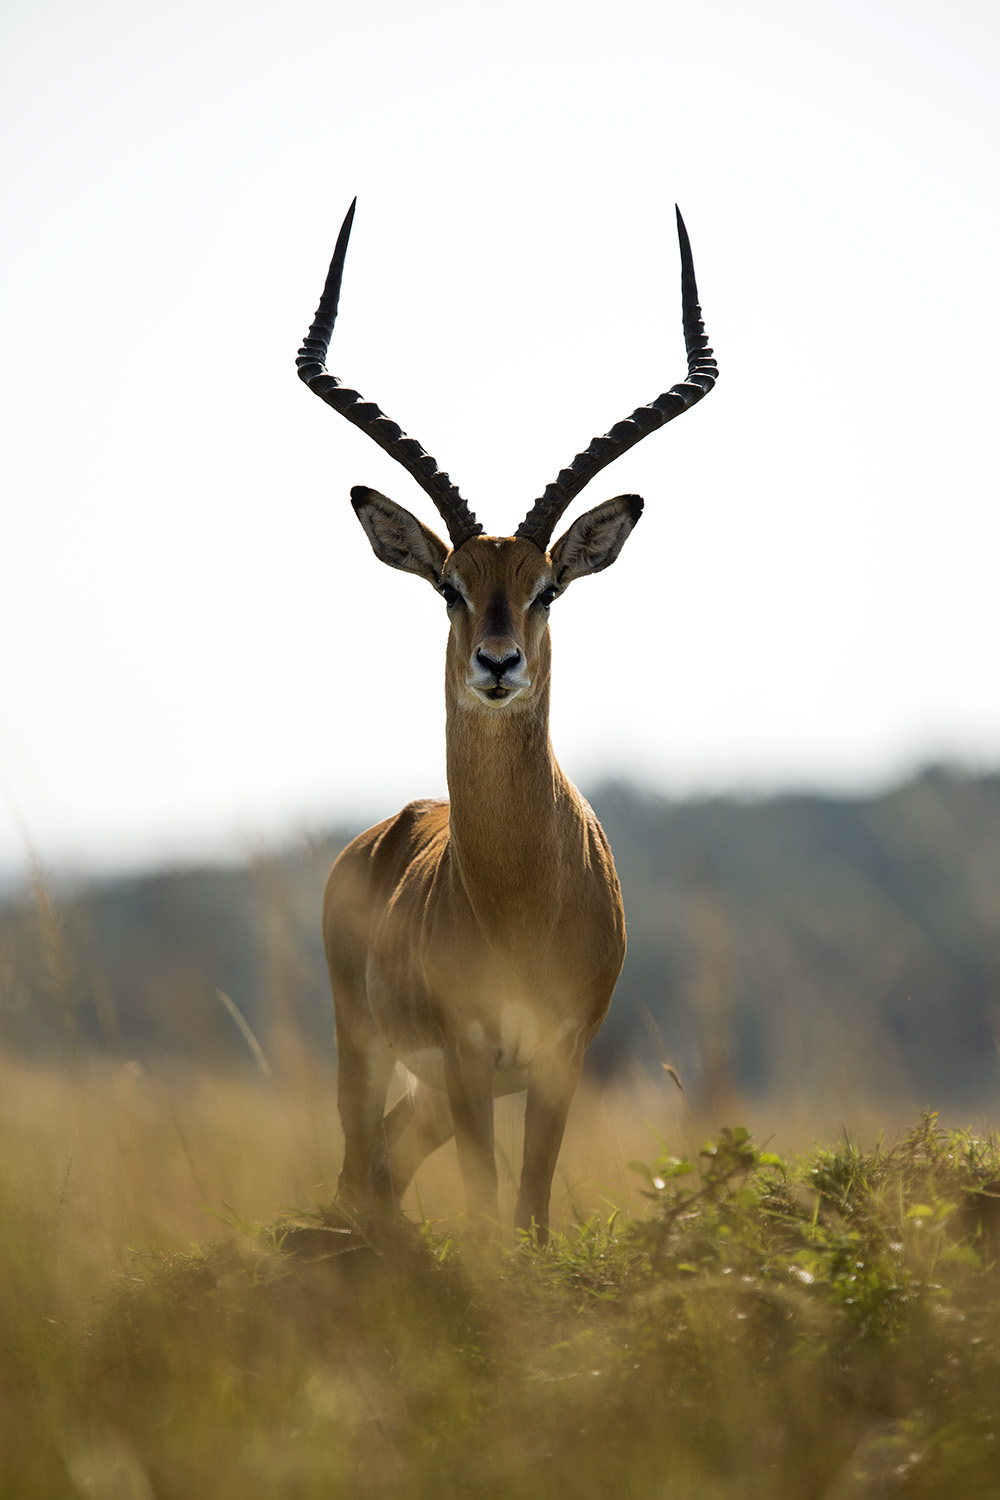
[477, 648, 522, 679]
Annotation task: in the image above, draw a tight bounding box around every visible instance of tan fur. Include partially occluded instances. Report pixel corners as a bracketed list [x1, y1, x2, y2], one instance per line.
[324, 523, 632, 1240]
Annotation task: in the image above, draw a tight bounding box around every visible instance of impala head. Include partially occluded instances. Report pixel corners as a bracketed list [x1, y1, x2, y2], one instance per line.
[296, 199, 717, 708]
[347, 486, 644, 710]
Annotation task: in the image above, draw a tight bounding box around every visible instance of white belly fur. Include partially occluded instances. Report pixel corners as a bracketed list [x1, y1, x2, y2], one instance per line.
[398, 1000, 549, 1097]
[397, 1047, 530, 1098]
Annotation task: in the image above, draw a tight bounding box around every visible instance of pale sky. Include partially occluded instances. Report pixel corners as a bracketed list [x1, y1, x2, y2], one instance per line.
[2, 0, 998, 877]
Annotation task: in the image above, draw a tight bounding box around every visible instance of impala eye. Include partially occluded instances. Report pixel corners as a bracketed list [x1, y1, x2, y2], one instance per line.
[534, 586, 559, 610]
[439, 583, 462, 608]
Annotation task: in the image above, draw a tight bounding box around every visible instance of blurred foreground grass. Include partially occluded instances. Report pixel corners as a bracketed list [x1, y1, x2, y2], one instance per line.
[2, 1049, 999, 1499]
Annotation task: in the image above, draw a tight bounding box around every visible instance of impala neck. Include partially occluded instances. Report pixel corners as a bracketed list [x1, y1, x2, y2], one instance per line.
[444, 633, 574, 925]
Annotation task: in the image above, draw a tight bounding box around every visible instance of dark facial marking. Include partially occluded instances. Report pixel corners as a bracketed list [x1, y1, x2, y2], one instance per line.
[482, 587, 516, 642]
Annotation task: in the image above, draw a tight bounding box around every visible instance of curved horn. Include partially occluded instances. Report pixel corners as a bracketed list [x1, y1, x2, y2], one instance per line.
[516, 206, 718, 551]
[296, 200, 483, 549]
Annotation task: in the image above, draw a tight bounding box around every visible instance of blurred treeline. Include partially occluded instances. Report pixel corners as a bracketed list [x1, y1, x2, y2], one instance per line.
[2, 766, 999, 1115]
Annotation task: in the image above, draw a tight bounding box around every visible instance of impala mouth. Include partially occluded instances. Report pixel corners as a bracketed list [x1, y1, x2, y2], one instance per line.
[469, 682, 524, 706]
[466, 654, 530, 705]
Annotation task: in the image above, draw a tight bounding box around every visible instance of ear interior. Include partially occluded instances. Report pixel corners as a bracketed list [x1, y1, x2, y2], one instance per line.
[351, 486, 449, 585]
[549, 495, 644, 587]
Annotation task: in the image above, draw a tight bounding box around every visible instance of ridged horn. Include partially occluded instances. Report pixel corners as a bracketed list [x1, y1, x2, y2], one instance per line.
[515, 206, 718, 551]
[296, 199, 483, 549]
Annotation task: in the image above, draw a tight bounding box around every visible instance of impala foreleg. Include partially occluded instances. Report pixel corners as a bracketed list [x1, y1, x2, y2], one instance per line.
[333, 1026, 395, 1217]
[370, 1077, 455, 1206]
[443, 1042, 500, 1227]
[515, 1047, 584, 1244]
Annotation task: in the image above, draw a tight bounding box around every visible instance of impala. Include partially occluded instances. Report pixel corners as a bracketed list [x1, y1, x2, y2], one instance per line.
[297, 201, 717, 1240]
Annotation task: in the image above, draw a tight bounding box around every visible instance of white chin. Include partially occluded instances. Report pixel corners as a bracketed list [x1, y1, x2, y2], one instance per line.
[470, 685, 523, 706]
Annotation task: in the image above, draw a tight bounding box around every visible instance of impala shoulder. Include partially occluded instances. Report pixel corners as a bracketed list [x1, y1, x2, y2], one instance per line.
[370, 799, 449, 866]
[329, 798, 449, 892]
[570, 792, 615, 861]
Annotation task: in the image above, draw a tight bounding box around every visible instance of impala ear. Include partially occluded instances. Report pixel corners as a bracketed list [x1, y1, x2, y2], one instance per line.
[351, 486, 450, 585]
[549, 495, 644, 587]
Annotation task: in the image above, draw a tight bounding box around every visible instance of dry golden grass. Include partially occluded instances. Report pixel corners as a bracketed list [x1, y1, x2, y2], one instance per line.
[3, 1040, 998, 1500]
[0, 1047, 683, 1269]
[0, 1037, 902, 1279]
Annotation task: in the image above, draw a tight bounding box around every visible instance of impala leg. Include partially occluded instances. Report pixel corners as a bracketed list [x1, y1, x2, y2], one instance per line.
[515, 1047, 584, 1244]
[443, 1044, 499, 1226]
[371, 1080, 455, 1207]
[334, 1028, 395, 1217]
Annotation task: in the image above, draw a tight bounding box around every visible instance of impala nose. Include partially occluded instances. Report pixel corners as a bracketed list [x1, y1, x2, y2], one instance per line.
[476, 648, 522, 680]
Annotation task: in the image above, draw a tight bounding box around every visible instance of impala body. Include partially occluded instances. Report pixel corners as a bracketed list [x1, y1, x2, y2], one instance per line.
[297, 201, 716, 1239]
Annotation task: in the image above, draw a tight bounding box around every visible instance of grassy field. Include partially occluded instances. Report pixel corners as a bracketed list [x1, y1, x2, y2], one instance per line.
[2, 1046, 999, 1499]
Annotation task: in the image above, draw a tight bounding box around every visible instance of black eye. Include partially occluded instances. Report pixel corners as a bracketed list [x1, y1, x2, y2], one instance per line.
[534, 586, 559, 610]
[439, 583, 462, 608]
